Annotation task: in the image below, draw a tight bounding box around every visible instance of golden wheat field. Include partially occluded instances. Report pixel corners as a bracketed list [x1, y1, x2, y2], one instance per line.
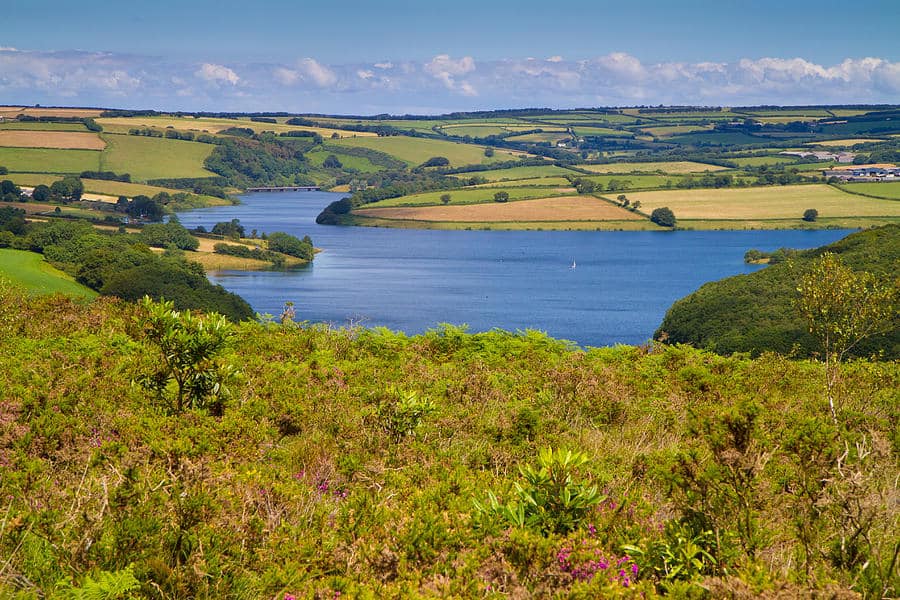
[355, 196, 644, 222]
[625, 184, 900, 219]
[0, 130, 106, 150]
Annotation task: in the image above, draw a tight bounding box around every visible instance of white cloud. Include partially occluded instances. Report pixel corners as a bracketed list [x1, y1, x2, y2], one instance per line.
[273, 67, 299, 85]
[196, 63, 239, 85]
[424, 54, 477, 95]
[0, 47, 898, 114]
[299, 58, 337, 87]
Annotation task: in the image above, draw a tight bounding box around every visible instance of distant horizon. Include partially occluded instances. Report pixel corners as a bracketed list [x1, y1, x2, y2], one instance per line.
[2, 0, 897, 113]
[4, 101, 899, 119]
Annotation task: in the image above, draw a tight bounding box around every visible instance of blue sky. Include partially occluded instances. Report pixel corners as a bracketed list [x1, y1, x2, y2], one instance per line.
[1, 0, 898, 113]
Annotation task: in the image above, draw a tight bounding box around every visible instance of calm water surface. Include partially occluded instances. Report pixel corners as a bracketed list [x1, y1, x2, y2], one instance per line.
[177, 191, 851, 347]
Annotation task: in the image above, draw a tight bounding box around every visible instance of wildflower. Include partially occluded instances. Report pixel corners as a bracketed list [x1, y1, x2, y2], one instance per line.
[284, 594, 296, 600]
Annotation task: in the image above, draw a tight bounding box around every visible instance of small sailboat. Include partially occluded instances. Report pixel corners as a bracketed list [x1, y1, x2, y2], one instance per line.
[570, 260, 576, 269]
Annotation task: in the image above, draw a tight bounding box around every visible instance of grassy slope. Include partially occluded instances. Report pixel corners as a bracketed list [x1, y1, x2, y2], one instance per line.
[0, 249, 97, 298]
[331, 135, 522, 167]
[451, 165, 575, 181]
[838, 181, 900, 200]
[0, 146, 100, 173]
[366, 186, 566, 208]
[99, 134, 216, 181]
[577, 161, 727, 174]
[0, 290, 895, 598]
[6, 173, 230, 205]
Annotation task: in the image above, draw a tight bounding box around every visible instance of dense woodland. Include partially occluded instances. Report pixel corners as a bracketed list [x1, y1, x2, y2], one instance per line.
[657, 225, 900, 358]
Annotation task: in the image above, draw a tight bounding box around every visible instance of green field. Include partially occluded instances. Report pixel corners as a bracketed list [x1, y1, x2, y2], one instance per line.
[639, 124, 713, 137]
[331, 136, 523, 167]
[472, 177, 572, 188]
[838, 181, 900, 200]
[451, 164, 575, 181]
[437, 125, 509, 137]
[727, 155, 801, 167]
[305, 148, 382, 173]
[625, 184, 900, 220]
[0, 147, 100, 173]
[99, 134, 216, 181]
[571, 126, 631, 137]
[577, 161, 726, 174]
[0, 249, 97, 298]
[0, 121, 89, 131]
[582, 174, 685, 190]
[4, 172, 224, 203]
[505, 132, 570, 143]
[365, 186, 564, 208]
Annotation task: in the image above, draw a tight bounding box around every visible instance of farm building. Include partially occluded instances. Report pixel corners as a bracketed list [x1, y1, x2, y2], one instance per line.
[822, 164, 900, 180]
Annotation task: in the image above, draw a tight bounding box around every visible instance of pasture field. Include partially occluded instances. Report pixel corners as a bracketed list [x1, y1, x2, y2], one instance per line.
[0, 106, 102, 118]
[305, 148, 382, 173]
[451, 164, 576, 181]
[0, 130, 106, 150]
[807, 138, 886, 147]
[727, 155, 800, 167]
[750, 116, 824, 124]
[577, 161, 727, 174]
[581, 174, 684, 190]
[437, 125, 508, 137]
[505, 132, 570, 143]
[793, 162, 837, 171]
[95, 116, 374, 138]
[624, 184, 900, 220]
[368, 186, 563, 208]
[0, 147, 99, 173]
[0, 121, 89, 131]
[355, 195, 644, 222]
[738, 109, 833, 117]
[4, 173, 227, 203]
[571, 126, 631, 137]
[331, 136, 523, 167]
[310, 118, 450, 133]
[639, 124, 713, 137]
[838, 181, 900, 200]
[99, 134, 216, 181]
[0, 249, 97, 298]
[471, 177, 573, 188]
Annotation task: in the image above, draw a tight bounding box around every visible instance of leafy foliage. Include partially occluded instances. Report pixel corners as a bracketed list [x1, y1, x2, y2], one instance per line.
[475, 448, 604, 535]
[657, 225, 900, 358]
[134, 296, 237, 414]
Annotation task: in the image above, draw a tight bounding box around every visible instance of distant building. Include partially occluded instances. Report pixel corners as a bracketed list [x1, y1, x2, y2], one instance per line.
[822, 164, 900, 180]
[779, 150, 856, 162]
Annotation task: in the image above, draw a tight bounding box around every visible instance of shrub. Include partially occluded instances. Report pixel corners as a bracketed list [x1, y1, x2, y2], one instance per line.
[475, 448, 604, 535]
[134, 296, 238, 414]
[650, 207, 676, 227]
[803, 208, 818, 222]
[494, 191, 510, 203]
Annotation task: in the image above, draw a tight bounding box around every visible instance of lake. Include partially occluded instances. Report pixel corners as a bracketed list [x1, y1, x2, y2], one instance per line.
[177, 191, 851, 347]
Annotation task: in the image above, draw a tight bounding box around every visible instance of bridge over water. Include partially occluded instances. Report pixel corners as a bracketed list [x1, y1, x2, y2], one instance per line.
[246, 186, 321, 192]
